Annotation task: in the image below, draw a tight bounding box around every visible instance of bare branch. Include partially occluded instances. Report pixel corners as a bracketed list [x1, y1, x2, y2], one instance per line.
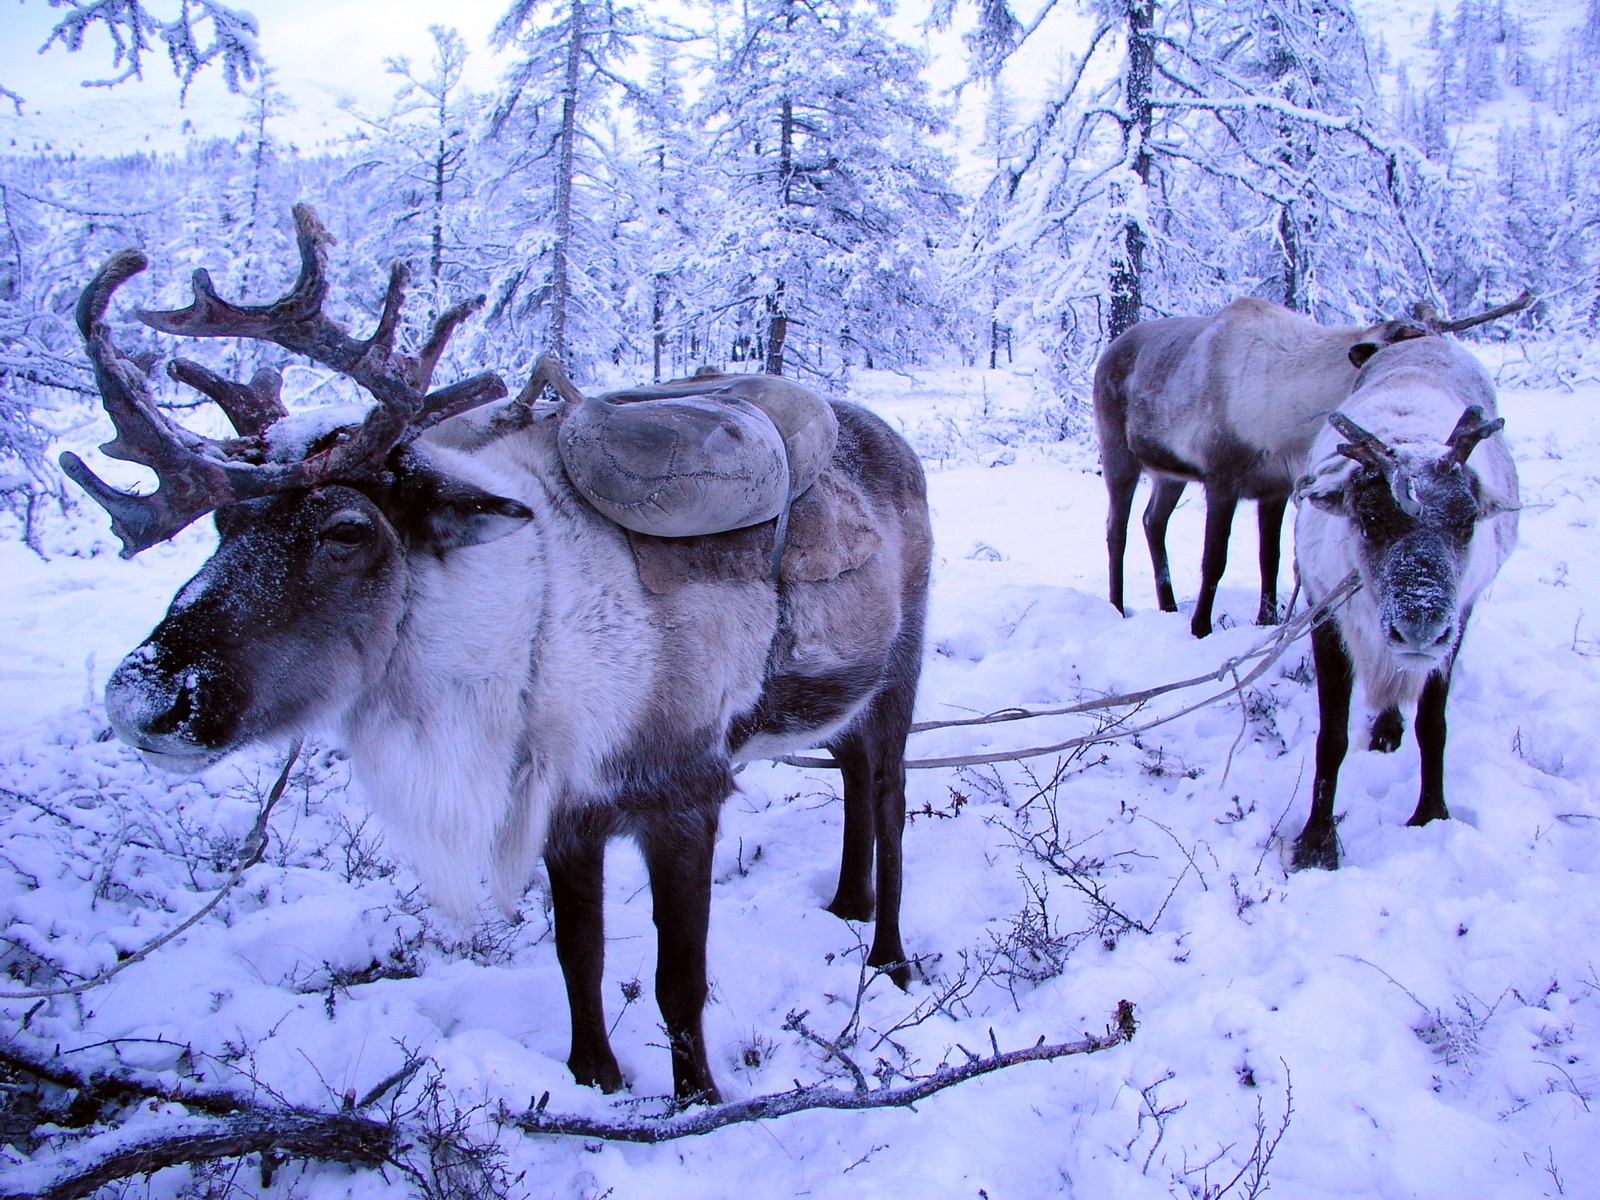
[504, 1003, 1135, 1144]
[0, 740, 301, 1000]
[781, 574, 1361, 770]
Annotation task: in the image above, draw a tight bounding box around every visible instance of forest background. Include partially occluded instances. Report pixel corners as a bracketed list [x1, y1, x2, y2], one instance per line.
[2, 0, 1597, 547]
[2, 4, 1600, 1199]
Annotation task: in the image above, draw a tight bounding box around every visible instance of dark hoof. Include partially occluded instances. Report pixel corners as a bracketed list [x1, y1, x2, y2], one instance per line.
[826, 891, 875, 923]
[1369, 707, 1404, 753]
[870, 955, 912, 991]
[1406, 804, 1449, 828]
[570, 1054, 625, 1094]
[1290, 831, 1339, 872]
[1257, 603, 1281, 626]
[1190, 617, 1213, 639]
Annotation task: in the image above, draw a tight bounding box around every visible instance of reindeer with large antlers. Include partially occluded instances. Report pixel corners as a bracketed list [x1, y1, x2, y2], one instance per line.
[65, 206, 932, 1104]
[1290, 336, 1520, 870]
[1093, 291, 1530, 637]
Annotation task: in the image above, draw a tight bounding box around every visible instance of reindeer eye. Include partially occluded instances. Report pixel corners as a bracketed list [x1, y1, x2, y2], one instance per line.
[318, 513, 375, 554]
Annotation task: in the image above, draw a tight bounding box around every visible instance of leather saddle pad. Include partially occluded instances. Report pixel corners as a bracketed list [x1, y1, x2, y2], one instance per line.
[625, 464, 883, 594]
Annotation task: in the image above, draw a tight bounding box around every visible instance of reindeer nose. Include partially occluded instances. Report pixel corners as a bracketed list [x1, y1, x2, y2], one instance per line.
[105, 645, 244, 761]
[1385, 616, 1454, 659]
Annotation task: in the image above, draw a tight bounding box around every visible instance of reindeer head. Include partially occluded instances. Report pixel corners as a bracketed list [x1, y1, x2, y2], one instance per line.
[1346, 291, 1533, 369]
[67, 205, 531, 770]
[1298, 407, 1516, 666]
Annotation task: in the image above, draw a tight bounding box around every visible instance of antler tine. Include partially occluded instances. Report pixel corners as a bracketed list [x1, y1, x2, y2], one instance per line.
[1431, 289, 1534, 334]
[1442, 404, 1506, 467]
[414, 292, 487, 391]
[168, 359, 287, 439]
[513, 354, 586, 410]
[414, 372, 511, 434]
[1409, 300, 1440, 327]
[1329, 411, 1398, 470]
[61, 251, 242, 557]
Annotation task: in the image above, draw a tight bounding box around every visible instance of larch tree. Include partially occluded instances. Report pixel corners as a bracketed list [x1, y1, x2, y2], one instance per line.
[485, 0, 646, 371]
[962, 0, 1445, 380]
[695, 0, 960, 378]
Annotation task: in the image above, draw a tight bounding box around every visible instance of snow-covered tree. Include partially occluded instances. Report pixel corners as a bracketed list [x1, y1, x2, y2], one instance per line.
[964, 0, 1448, 379]
[694, 0, 960, 377]
[341, 26, 480, 325]
[485, 0, 647, 371]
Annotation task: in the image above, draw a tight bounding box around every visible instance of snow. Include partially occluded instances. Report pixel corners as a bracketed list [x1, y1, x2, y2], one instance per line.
[3, 358, 1598, 1198]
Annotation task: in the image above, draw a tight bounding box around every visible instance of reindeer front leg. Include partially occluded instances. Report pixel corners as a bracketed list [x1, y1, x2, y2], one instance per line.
[640, 795, 723, 1105]
[1256, 494, 1288, 626]
[1409, 632, 1463, 827]
[1294, 619, 1354, 870]
[546, 814, 624, 1093]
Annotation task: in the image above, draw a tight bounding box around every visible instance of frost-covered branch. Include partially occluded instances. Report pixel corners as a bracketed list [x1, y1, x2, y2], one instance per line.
[0, 1036, 397, 1200]
[36, 0, 261, 97]
[503, 1002, 1136, 1144]
[0, 740, 301, 1000]
[781, 573, 1360, 771]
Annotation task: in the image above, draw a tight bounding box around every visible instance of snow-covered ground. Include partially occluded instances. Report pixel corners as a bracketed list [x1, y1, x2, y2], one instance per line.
[2, 359, 1598, 1199]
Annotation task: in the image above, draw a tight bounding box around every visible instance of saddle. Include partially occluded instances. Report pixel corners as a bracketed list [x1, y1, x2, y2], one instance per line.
[554, 370, 880, 592]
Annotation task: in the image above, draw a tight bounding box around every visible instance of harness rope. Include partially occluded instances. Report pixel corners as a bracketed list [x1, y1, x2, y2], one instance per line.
[777, 573, 1360, 772]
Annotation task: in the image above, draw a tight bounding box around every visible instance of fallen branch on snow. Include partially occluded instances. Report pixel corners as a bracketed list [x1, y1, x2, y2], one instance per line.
[0, 1033, 404, 1200]
[501, 1000, 1136, 1144]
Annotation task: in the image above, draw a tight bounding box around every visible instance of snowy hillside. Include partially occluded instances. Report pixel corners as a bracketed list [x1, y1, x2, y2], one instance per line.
[2, 358, 1597, 1199]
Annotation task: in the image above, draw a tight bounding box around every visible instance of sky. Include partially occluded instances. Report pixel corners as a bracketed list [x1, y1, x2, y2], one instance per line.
[0, 0, 518, 153]
[0, 0, 1075, 162]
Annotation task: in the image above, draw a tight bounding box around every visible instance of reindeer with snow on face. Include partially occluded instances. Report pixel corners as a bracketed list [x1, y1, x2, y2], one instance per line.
[1093, 293, 1530, 638]
[1289, 333, 1520, 871]
[63, 206, 932, 1104]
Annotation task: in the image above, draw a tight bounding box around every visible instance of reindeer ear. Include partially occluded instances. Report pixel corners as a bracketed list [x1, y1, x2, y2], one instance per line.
[392, 450, 533, 550]
[1294, 470, 1352, 516]
[425, 488, 534, 550]
[1474, 482, 1520, 521]
[1348, 342, 1380, 368]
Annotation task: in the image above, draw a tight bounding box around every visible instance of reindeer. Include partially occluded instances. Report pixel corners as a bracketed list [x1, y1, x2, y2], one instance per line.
[1094, 293, 1529, 637]
[62, 206, 932, 1104]
[1289, 336, 1519, 870]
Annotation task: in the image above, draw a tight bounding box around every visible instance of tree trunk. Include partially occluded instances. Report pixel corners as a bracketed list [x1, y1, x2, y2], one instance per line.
[652, 276, 665, 381]
[1108, 0, 1154, 341]
[765, 95, 796, 376]
[765, 287, 789, 376]
[1279, 203, 1303, 313]
[431, 131, 446, 286]
[551, 0, 585, 363]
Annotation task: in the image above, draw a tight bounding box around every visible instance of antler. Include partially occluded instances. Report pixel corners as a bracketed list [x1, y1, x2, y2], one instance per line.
[61, 205, 508, 557]
[1442, 405, 1505, 468]
[1329, 412, 1398, 471]
[513, 354, 586, 409]
[1409, 290, 1533, 335]
[1328, 411, 1421, 517]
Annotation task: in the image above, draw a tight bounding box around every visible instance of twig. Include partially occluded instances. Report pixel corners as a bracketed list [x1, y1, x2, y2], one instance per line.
[0, 740, 302, 1000]
[780, 575, 1360, 770]
[502, 1002, 1136, 1144]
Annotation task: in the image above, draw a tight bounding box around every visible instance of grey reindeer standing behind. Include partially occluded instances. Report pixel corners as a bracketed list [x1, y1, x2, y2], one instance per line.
[1290, 335, 1520, 870]
[63, 206, 932, 1104]
[1093, 294, 1529, 637]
